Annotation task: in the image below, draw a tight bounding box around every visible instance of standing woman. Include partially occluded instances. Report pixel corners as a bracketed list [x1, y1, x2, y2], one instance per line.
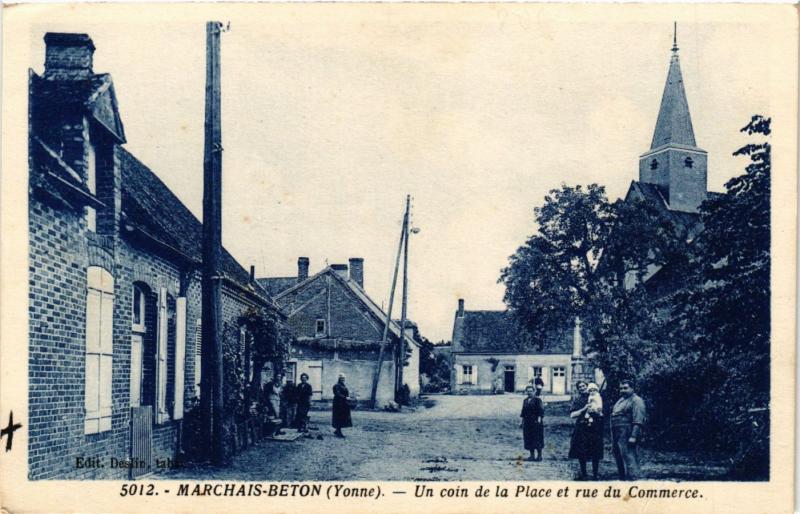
[331, 374, 353, 438]
[294, 373, 313, 432]
[520, 384, 544, 461]
[568, 381, 604, 480]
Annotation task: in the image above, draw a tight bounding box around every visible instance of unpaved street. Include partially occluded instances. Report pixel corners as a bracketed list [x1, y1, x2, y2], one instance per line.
[166, 395, 726, 481]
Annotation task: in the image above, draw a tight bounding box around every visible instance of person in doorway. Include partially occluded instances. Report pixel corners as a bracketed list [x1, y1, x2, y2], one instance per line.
[568, 381, 604, 480]
[520, 384, 544, 461]
[331, 374, 353, 438]
[294, 373, 313, 432]
[281, 376, 297, 430]
[264, 372, 284, 420]
[610, 378, 647, 480]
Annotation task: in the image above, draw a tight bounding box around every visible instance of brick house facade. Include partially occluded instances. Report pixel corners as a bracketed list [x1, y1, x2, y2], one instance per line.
[28, 32, 285, 479]
[258, 258, 420, 406]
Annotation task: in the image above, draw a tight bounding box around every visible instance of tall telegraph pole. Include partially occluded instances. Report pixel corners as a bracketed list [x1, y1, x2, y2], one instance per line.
[201, 20, 225, 465]
[395, 196, 411, 399]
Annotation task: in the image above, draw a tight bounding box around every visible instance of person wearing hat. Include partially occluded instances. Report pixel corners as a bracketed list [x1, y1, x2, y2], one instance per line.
[331, 373, 353, 438]
[569, 380, 604, 480]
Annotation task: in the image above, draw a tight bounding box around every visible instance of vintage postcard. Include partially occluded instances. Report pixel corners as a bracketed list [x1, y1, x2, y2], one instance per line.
[0, 3, 796, 513]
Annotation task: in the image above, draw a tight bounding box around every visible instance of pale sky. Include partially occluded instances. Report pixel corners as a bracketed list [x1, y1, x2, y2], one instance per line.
[29, 5, 783, 341]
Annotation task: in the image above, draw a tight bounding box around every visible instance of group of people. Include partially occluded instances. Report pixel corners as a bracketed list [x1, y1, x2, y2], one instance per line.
[263, 372, 314, 432]
[262, 371, 355, 439]
[520, 377, 647, 480]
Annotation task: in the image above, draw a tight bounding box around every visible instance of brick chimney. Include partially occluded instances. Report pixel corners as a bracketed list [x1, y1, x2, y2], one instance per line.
[43, 33, 95, 80]
[297, 257, 309, 282]
[349, 258, 364, 288]
[331, 264, 348, 277]
[458, 298, 465, 317]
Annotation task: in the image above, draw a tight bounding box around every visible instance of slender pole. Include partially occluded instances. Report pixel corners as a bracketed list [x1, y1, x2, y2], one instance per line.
[369, 197, 408, 408]
[396, 197, 411, 400]
[201, 20, 225, 465]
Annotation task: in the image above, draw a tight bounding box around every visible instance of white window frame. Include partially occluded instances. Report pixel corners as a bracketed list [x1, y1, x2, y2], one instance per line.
[131, 285, 146, 332]
[462, 364, 473, 385]
[85, 266, 114, 434]
[315, 319, 326, 337]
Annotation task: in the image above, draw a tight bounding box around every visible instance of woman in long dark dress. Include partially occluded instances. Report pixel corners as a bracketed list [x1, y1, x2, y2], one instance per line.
[331, 374, 353, 438]
[568, 381, 604, 480]
[520, 384, 544, 461]
[294, 373, 313, 432]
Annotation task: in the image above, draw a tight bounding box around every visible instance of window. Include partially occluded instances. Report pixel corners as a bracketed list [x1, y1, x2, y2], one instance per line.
[462, 365, 473, 385]
[85, 266, 114, 434]
[85, 143, 97, 232]
[315, 319, 326, 336]
[132, 285, 146, 332]
[650, 159, 658, 170]
[194, 319, 202, 398]
[553, 367, 566, 378]
[684, 156, 694, 168]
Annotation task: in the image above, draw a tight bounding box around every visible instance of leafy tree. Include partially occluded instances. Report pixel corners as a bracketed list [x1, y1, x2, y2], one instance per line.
[670, 115, 771, 477]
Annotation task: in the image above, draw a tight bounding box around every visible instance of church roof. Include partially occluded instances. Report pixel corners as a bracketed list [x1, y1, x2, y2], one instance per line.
[650, 44, 697, 149]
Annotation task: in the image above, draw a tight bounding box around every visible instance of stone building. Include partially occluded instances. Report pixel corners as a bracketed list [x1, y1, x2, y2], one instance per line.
[623, 34, 721, 296]
[449, 299, 595, 400]
[27, 32, 286, 479]
[258, 258, 420, 406]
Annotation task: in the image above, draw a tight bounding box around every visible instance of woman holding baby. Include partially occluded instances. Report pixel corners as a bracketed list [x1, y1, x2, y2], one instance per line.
[568, 381, 604, 480]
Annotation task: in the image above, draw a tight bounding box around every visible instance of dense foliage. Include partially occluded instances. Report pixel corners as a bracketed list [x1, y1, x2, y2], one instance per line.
[500, 116, 771, 478]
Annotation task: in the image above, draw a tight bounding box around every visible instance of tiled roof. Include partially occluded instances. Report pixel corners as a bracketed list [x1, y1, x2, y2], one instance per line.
[118, 148, 275, 305]
[650, 52, 696, 149]
[452, 310, 573, 354]
[257, 277, 298, 297]
[272, 266, 419, 347]
[628, 181, 701, 232]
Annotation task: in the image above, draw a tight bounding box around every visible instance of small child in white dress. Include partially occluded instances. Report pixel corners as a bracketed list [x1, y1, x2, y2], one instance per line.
[585, 382, 603, 425]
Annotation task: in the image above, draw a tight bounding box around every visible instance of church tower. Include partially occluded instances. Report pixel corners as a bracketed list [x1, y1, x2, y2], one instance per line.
[638, 26, 708, 213]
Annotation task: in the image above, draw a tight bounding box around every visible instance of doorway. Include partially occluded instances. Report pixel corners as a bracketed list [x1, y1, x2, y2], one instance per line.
[552, 366, 566, 395]
[504, 365, 515, 392]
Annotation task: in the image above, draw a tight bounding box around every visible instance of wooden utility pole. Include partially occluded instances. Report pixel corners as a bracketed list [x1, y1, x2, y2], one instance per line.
[395, 197, 411, 400]
[369, 196, 409, 408]
[201, 20, 225, 465]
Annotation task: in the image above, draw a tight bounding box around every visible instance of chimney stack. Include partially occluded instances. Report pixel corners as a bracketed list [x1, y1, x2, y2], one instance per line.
[249, 265, 255, 283]
[297, 257, 309, 282]
[349, 258, 364, 288]
[458, 298, 465, 317]
[331, 264, 348, 277]
[43, 33, 95, 80]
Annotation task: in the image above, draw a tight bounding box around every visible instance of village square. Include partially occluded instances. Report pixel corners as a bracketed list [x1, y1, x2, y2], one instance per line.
[24, 17, 770, 483]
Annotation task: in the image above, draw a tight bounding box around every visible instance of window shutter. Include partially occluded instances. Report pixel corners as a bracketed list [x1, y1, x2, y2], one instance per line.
[473, 364, 478, 387]
[156, 287, 168, 423]
[455, 364, 462, 385]
[173, 297, 186, 420]
[528, 366, 534, 382]
[194, 319, 202, 397]
[84, 267, 113, 434]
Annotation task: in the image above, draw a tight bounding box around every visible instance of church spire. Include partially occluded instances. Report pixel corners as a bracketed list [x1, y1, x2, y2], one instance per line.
[650, 23, 696, 149]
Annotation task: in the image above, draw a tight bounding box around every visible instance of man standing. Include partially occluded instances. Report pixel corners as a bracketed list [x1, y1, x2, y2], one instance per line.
[610, 378, 646, 480]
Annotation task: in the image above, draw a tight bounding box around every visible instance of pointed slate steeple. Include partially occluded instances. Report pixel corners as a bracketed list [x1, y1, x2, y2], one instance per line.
[650, 27, 696, 149]
[637, 25, 708, 213]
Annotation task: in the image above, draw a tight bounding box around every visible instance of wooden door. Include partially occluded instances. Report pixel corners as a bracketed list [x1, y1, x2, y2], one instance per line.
[129, 406, 153, 479]
[552, 367, 566, 395]
[504, 366, 515, 392]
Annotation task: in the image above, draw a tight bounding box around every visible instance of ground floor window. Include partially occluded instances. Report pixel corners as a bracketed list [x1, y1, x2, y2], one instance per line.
[462, 364, 473, 385]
